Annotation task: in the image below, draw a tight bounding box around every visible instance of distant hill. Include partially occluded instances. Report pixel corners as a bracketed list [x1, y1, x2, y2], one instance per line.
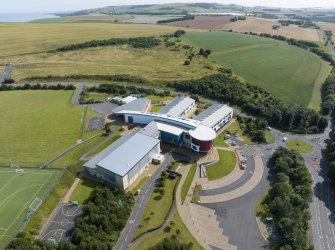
[57, 3, 246, 17]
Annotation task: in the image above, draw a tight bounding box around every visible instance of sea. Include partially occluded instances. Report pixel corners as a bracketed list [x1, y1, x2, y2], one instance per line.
[0, 13, 59, 22]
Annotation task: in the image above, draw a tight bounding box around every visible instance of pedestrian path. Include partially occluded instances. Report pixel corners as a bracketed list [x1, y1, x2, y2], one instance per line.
[176, 165, 237, 250]
[242, 145, 264, 156]
[200, 154, 264, 203]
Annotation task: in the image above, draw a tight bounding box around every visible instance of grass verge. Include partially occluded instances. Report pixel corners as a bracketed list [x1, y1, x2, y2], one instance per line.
[181, 164, 196, 203]
[191, 184, 202, 203]
[265, 130, 275, 144]
[206, 150, 236, 181]
[70, 177, 99, 204]
[226, 120, 252, 144]
[133, 176, 179, 240]
[286, 139, 313, 153]
[132, 211, 203, 250]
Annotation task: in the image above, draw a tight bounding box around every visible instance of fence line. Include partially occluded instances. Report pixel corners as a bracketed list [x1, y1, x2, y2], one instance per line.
[14, 168, 65, 236]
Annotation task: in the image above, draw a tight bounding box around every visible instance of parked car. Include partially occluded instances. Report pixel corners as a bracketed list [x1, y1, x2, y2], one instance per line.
[230, 140, 237, 146]
[267, 126, 272, 131]
[283, 137, 287, 142]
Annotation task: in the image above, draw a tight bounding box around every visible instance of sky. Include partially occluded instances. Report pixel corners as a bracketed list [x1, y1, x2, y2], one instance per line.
[1, 0, 335, 13]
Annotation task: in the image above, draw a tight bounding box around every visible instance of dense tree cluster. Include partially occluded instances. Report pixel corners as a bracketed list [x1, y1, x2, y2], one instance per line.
[169, 74, 327, 133]
[25, 74, 147, 84]
[198, 48, 212, 57]
[230, 16, 246, 22]
[149, 236, 193, 250]
[53, 37, 161, 52]
[326, 130, 335, 186]
[321, 70, 335, 115]
[278, 19, 304, 26]
[266, 147, 313, 249]
[236, 116, 267, 143]
[0, 83, 75, 92]
[173, 30, 186, 38]
[157, 16, 194, 24]
[7, 185, 134, 250]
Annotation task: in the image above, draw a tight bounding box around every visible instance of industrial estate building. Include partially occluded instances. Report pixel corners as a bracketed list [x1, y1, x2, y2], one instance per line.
[85, 96, 233, 189]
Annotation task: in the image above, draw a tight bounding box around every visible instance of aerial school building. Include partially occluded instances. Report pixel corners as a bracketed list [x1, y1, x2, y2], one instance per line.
[85, 96, 233, 189]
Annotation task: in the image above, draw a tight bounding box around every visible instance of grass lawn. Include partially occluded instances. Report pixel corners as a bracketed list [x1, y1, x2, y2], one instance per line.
[131, 176, 149, 194]
[70, 177, 99, 204]
[133, 211, 202, 250]
[214, 132, 229, 147]
[226, 120, 252, 144]
[181, 164, 196, 203]
[134, 177, 179, 239]
[0, 23, 186, 56]
[0, 167, 61, 249]
[206, 150, 236, 181]
[192, 184, 202, 203]
[151, 105, 165, 112]
[286, 139, 313, 153]
[0, 90, 98, 167]
[184, 31, 332, 107]
[146, 95, 175, 101]
[85, 132, 122, 158]
[265, 130, 275, 144]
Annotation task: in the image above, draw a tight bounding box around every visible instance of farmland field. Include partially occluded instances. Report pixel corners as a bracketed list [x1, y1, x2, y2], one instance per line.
[8, 44, 213, 83]
[0, 23, 190, 57]
[0, 167, 61, 249]
[184, 31, 332, 107]
[0, 90, 94, 167]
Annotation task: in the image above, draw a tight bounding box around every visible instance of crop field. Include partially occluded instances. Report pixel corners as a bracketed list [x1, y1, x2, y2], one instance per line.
[8, 44, 213, 83]
[184, 31, 332, 107]
[222, 17, 320, 42]
[0, 23, 187, 57]
[0, 90, 92, 167]
[0, 167, 61, 249]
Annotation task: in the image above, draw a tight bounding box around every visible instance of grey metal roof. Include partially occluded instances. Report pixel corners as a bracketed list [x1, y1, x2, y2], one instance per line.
[96, 133, 160, 177]
[84, 134, 132, 169]
[112, 98, 150, 113]
[194, 104, 233, 128]
[139, 121, 160, 138]
[158, 96, 195, 117]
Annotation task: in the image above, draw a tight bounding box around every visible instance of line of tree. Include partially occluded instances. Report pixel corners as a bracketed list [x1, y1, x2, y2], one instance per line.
[0, 83, 75, 92]
[321, 69, 335, 115]
[7, 185, 134, 250]
[52, 37, 161, 52]
[168, 74, 328, 133]
[157, 15, 194, 24]
[24, 74, 147, 84]
[82, 83, 171, 104]
[326, 128, 335, 186]
[265, 147, 313, 249]
[278, 19, 305, 26]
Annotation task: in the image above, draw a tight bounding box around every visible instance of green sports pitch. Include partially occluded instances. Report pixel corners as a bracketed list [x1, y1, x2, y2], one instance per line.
[184, 32, 332, 108]
[0, 167, 61, 249]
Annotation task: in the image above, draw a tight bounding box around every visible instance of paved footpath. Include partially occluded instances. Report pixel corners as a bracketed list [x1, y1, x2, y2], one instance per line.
[200, 154, 264, 203]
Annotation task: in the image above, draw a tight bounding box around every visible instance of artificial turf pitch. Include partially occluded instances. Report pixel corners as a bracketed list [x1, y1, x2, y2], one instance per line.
[0, 167, 60, 249]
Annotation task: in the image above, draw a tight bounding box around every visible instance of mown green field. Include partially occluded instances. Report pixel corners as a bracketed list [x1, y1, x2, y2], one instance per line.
[184, 32, 332, 107]
[0, 90, 93, 167]
[0, 167, 61, 249]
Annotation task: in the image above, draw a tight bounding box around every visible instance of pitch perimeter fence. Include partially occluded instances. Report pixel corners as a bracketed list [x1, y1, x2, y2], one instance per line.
[12, 168, 65, 241]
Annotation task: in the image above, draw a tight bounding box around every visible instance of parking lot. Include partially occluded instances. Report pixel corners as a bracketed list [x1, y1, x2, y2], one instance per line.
[40, 203, 83, 244]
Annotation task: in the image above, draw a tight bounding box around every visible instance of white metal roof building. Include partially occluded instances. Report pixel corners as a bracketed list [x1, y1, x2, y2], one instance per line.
[84, 133, 160, 190]
[158, 96, 195, 117]
[194, 104, 233, 132]
[112, 98, 151, 114]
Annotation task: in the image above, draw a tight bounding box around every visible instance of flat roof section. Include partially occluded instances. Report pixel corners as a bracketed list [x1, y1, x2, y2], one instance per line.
[158, 96, 195, 117]
[195, 104, 233, 128]
[96, 133, 160, 177]
[112, 98, 150, 113]
[189, 124, 216, 141]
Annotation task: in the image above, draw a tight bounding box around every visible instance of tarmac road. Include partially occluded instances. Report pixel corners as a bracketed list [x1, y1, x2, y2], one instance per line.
[0, 64, 13, 83]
